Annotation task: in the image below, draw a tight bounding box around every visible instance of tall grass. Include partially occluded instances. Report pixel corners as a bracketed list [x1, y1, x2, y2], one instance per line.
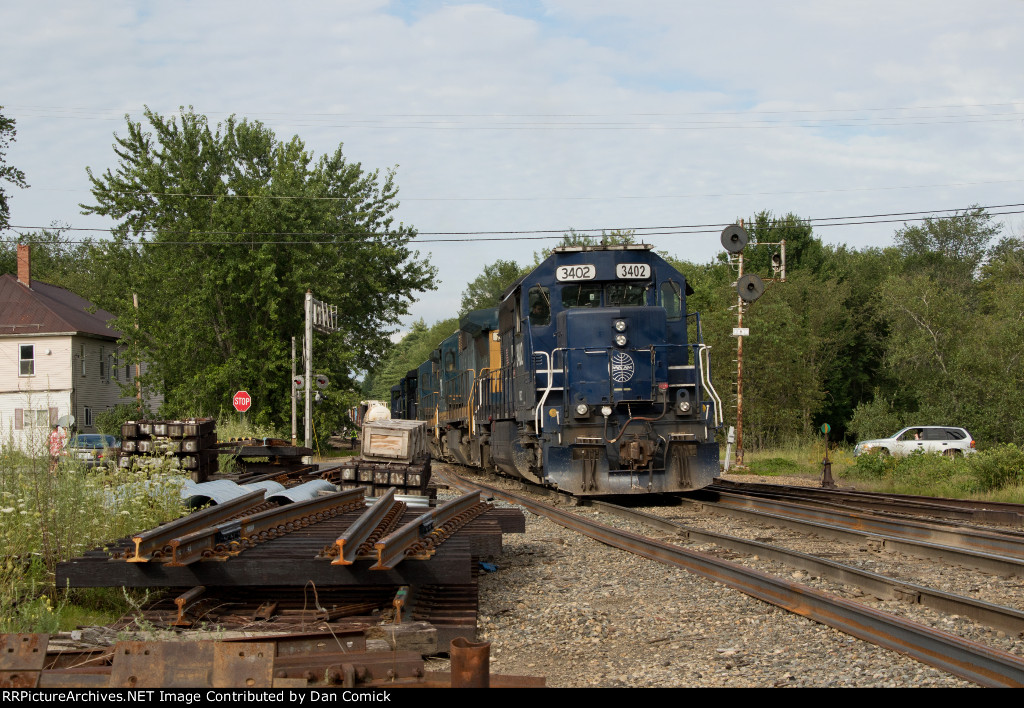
[737, 438, 857, 479]
[846, 443, 1024, 501]
[216, 412, 282, 441]
[0, 443, 190, 632]
[733, 439, 1024, 503]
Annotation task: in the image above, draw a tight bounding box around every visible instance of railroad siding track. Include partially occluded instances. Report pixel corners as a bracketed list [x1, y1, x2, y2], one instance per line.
[437, 466, 1024, 687]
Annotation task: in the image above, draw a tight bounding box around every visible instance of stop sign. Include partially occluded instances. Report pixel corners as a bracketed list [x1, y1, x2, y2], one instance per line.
[233, 390, 252, 412]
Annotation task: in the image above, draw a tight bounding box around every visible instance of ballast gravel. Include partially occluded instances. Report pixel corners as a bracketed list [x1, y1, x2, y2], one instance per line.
[432, 469, 1005, 688]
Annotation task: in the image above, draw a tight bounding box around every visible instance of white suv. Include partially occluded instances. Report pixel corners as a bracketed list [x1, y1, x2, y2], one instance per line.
[854, 426, 976, 457]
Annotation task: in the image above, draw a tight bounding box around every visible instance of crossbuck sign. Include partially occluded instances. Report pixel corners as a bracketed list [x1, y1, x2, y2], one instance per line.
[310, 297, 339, 334]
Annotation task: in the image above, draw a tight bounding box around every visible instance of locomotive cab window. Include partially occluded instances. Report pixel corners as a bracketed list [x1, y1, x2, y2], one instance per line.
[528, 286, 551, 326]
[606, 283, 646, 307]
[561, 283, 602, 308]
[660, 281, 682, 321]
[444, 350, 457, 373]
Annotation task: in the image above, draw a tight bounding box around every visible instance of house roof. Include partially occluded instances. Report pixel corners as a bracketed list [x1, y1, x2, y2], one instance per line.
[0, 273, 121, 339]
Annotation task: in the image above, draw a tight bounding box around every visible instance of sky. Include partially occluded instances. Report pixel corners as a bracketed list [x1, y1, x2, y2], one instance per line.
[2, 1, 1023, 329]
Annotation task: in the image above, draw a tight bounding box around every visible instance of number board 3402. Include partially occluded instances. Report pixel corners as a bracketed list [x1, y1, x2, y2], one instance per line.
[616, 263, 650, 279]
[556, 264, 596, 281]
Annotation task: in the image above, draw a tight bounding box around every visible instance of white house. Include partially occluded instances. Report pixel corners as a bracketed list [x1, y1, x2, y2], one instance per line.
[0, 245, 161, 451]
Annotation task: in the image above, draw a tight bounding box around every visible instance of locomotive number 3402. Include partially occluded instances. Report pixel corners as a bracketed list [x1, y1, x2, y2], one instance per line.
[556, 264, 596, 281]
[616, 263, 650, 279]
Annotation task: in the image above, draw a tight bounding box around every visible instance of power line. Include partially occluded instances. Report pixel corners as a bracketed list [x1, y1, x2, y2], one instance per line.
[5, 203, 1022, 246]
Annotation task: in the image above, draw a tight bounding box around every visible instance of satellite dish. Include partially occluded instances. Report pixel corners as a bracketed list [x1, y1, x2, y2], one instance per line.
[57, 414, 76, 428]
[737, 274, 765, 302]
[721, 225, 749, 254]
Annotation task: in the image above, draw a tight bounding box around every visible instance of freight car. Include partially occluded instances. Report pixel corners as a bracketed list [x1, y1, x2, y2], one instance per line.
[390, 242, 725, 495]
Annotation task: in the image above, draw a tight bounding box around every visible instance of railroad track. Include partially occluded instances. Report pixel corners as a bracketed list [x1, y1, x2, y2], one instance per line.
[434, 466, 1024, 687]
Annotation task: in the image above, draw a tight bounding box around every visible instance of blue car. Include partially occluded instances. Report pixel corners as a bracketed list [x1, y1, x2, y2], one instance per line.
[66, 434, 120, 468]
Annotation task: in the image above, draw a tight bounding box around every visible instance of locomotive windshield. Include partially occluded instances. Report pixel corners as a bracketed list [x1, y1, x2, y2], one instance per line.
[605, 283, 646, 306]
[561, 283, 602, 308]
[559, 282, 648, 309]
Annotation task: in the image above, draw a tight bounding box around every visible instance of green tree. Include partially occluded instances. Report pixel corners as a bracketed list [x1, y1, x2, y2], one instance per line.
[0, 106, 28, 231]
[533, 229, 636, 264]
[865, 208, 1008, 442]
[364, 317, 458, 401]
[82, 108, 435, 432]
[459, 259, 529, 314]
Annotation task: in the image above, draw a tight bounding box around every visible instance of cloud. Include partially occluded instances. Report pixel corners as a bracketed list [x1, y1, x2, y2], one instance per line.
[2, 0, 1022, 329]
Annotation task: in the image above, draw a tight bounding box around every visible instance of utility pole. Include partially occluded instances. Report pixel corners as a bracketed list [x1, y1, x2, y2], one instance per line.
[735, 249, 745, 467]
[304, 291, 313, 448]
[301, 290, 340, 449]
[291, 336, 297, 446]
[721, 222, 786, 470]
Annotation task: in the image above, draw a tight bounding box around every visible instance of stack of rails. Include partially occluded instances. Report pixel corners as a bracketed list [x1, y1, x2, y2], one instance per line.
[56, 485, 524, 646]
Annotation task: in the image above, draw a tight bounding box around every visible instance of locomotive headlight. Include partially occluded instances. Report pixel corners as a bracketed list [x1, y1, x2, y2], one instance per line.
[613, 319, 627, 332]
[601, 406, 613, 417]
[614, 334, 628, 347]
[575, 403, 589, 416]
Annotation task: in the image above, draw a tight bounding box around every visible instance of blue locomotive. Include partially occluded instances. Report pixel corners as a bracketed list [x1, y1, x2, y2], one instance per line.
[390, 243, 724, 495]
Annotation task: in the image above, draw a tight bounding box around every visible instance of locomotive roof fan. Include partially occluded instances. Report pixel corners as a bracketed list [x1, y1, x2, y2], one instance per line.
[720, 224, 749, 254]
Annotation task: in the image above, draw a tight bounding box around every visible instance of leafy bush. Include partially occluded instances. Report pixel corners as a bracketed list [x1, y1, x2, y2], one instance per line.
[848, 393, 905, 443]
[846, 444, 1024, 498]
[853, 450, 889, 478]
[963, 444, 1024, 491]
[95, 403, 150, 436]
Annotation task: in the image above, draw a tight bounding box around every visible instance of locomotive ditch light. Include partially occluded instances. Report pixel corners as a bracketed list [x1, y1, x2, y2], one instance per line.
[601, 406, 613, 417]
[678, 400, 691, 413]
[575, 403, 589, 416]
[614, 334, 628, 347]
[613, 319, 627, 332]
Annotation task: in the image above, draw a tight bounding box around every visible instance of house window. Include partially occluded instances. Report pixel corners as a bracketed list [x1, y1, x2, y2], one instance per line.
[83, 407, 93, 427]
[80, 345, 86, 376]
[111, 353, 118, 381]
[19, 344, 34, 376]
[29, 410, 49, 428]
[99, 347, 106, 379]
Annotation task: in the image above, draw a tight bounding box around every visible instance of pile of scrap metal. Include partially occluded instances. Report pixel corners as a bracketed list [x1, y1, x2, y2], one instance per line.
[57, 484, 524, 648]
[120, 418, 219, 481]
[0, 632, 544, 688]
[323, 419, 432, 496]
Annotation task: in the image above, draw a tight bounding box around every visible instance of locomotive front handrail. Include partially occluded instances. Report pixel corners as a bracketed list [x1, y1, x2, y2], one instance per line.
[698, 343, 723, 426]
[533, 350, 553, 434]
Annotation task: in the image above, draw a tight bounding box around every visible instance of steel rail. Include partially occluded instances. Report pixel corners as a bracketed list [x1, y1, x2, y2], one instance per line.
[710, 479, 1024, 527]
[166, 488, 365, 566]
[589, 500, 1024, 636]
[128, 490, 267, 562]
[373, 491, 483, 570]
[686, 491, 1024, 576]
[437, 469, 1024, 687]
[331, 487, 400, 565]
